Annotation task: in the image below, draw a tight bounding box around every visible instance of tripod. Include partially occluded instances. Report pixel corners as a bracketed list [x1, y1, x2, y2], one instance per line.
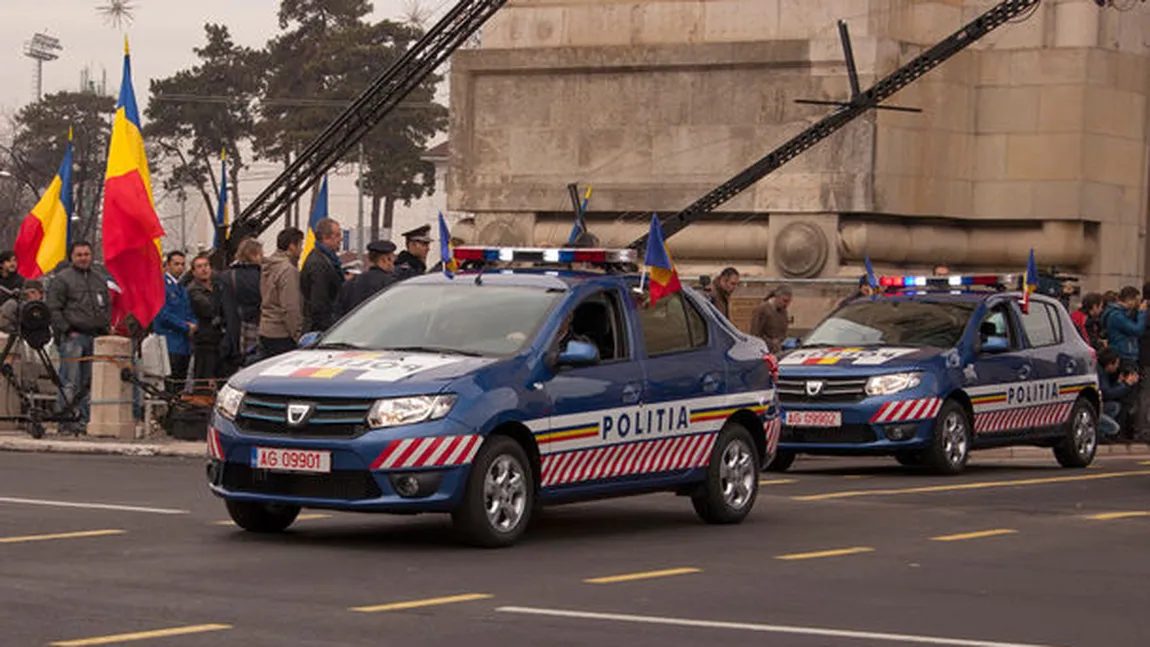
[0, 297, 84, 439]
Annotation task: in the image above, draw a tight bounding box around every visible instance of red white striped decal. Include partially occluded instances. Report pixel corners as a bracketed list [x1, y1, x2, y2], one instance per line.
[870, 398, 943, 423]
[371, 435, 482, 470]
[206, 427, 224, 461]
[541, 433, 717, 488]
[974, 402, 1073, 434]
[765, 416, 781, 457]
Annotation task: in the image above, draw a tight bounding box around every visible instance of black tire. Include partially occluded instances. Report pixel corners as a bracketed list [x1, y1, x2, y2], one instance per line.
[452, 435, 534, 548]
[924, 400, 972, 475]
[764, 449, 796, 472]
[1053, 398, 1097, 468]
[894, 451, 922, 467]
[225, 500, 300, 533]
[692, 425, 759, 524]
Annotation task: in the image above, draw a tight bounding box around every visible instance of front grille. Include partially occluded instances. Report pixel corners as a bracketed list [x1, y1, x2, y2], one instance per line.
[777, 377, 868, 404]
[237, 395, 374, 439]
[222, 464, 382, 500]
[782, 424, 876, 444]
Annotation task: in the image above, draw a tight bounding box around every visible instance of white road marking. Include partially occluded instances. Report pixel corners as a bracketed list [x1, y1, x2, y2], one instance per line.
[0, 497, 188, 515]
[496, 607, 1060, 647]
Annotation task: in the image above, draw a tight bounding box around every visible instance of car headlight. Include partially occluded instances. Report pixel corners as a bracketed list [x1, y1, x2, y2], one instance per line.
[215, 384, 245, 420]
[367, 394, 457, 429]
[865, 372, 922, 397]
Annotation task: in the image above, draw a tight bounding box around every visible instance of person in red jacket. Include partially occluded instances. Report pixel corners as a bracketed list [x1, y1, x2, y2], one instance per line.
[1070, 292, 1104, 350]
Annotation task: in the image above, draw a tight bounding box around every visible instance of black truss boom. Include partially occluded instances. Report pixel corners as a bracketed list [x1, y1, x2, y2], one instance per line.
[627, 0, 1042, 253]
[227, 0, 508, 248]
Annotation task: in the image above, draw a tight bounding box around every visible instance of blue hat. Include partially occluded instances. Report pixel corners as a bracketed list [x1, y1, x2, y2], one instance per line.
[367, 240, 397, 254]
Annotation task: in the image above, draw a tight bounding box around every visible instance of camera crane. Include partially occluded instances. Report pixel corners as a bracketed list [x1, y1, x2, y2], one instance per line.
[222, 0, 510, 254]
[627, 0, 1044, 254]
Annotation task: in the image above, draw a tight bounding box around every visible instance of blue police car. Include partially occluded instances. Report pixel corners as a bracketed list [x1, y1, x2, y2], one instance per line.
[769, 274, 1099, 475]
[207, 246, 780, 547]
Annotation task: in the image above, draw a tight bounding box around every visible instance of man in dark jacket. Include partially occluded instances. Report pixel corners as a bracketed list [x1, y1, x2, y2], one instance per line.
[1098, 347, 1137, 440]
[46, 241, 110, 435]
[336, 240, 398, 317]
[0, 250, 25, 306]
[218, 238, 263, 374]
[706, 267, 740, 318]
[395, 224, 431, 279]
[300, 217, 343, 333]
[1102, 286, 1146, 364]
[187, 253, 224, 388]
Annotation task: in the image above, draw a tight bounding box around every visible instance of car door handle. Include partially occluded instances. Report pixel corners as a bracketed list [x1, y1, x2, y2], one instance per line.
[622, 384, 642, 404]
[702, 374, 720, 393]
[1017, 365, 1031, 380]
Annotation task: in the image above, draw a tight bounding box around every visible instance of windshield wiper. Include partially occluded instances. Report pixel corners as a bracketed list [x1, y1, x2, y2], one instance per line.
[315, 341, 371, 350]
[382, 345, 486, 357]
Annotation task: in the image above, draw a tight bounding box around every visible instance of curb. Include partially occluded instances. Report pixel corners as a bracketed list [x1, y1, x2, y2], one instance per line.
[0, 436, 204, 458]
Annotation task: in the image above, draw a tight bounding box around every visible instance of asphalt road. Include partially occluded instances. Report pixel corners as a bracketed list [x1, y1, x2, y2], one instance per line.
[0, 451, 1147, 647]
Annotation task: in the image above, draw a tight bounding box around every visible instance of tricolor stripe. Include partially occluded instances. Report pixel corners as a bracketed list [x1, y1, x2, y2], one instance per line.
[535, 423, 600, 445]
[870, 398, 942, 423]
[370, 435, 482, 470]
[540, 433, 716, 488]
[690, 402, 769, 424]
[974, 402, 1073, 434]
[289, 367, 345, 379]
[970, 393, 1008, 405]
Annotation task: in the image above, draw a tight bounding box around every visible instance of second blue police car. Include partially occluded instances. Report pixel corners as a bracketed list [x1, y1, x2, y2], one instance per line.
[769, 274, 1100, 475]
[206, 246, 780, 547]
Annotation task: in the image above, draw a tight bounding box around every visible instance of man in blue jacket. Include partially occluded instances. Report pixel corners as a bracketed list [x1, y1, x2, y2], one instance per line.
[1101, 285, 1147, 363]
[154, 251, 196, 394]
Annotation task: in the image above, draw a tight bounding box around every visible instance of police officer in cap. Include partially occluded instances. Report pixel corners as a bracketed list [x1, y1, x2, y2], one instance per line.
[335, 240, 400, 317]
[395, 224, 432, 279]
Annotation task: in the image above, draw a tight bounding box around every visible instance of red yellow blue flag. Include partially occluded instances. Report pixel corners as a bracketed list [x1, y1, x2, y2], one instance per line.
[15, 128, 72, 278]
[101, 37, 165, 327]
[214, 149, 228, 249]
[300, 176, 328, 268]
[438, 211, 458, 278]
[644, 214, 681, 307]
[1022, 248, 1038, 314]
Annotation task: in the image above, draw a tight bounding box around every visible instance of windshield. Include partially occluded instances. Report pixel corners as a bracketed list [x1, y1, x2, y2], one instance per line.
[803, 300, 976, 349]
[320, 283, 564, 356]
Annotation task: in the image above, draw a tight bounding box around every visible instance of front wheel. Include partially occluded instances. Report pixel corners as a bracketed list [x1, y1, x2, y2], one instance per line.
[452, 435, 534, 548]
[924, 401, 971, 475]
[692, 425, 759, 524]
[225, 500, 300, 533]
[1053, 399, 1097, 468]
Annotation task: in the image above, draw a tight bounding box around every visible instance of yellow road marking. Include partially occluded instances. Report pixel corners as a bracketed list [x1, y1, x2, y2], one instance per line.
[51, 624, 231, 646]
[1086, 511, 1150, 520]
[793, 469, 1150, 501]
[350, 593, 492, 613]
[759, 478, 798, 485]
[1139, 460, 1150, 466]
[931, 529, 1017, 542]
[216, 513, 331, 526]
[585, 567, 701, 584]
[843, 475, 873, 480]
[775, 547, 874, 561]
[0, 529, 124, 544]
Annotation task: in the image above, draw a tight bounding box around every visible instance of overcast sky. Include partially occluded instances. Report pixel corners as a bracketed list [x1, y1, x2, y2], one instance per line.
[0, 0, 443, 115]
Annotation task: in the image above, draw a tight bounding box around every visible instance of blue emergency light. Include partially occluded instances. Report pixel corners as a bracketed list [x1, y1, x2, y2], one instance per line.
[452, 246, 637, 264]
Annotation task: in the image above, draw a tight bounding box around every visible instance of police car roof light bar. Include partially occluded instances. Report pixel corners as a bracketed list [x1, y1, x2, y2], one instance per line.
[452, 246, 637, 265]
[878, 274, 1012, 289]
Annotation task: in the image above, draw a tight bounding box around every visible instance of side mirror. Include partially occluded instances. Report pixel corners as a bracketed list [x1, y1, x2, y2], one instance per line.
[980, 336, 1010, 353]
[782, 337, 801, 350]
[556, 340, 599, 367]
[298, 331, 322, 349]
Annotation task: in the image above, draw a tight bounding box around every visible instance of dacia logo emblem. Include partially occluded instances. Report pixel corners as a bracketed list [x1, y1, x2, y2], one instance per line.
[805, 380, 824, 397]
[286, 403, 313, 427]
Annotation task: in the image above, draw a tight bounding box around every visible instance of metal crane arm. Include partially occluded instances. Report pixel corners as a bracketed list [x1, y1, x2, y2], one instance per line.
[627, 0, 1042, 252]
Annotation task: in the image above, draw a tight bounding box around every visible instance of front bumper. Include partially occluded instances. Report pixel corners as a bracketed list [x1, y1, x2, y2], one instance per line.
[778, 396, 941, 455]
[205, 413, 478, 513]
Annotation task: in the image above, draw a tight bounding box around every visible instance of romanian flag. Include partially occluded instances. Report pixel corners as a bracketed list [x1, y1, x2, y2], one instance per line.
[438, 211, 458, 278]
[102, 38, 165, 327]
[15, 128, 72, 278]
[214, 149, 228, 249]
[1022, 248, 1038, 314]
[644, 214, 681, 307]
[864, 255, 878, 289]
[300, 175, 328, 268]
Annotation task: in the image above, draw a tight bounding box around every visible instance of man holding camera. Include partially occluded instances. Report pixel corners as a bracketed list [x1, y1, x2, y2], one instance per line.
[1101, 286, 1147, 440]
[1097, 347, 1139, 440]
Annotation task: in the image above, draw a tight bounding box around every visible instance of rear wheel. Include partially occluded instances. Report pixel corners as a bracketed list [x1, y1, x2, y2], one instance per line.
[225, 500, 300, 533]
[692, 425, 759, 524]
[924, 401, 971, 475]
[764, 449, 796, 472]
[452, 435, 534, 548]
[1053, 399, 1097, 468]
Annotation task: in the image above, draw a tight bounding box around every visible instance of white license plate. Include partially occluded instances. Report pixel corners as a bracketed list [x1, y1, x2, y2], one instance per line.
[785, 410, 842, 428]
[250, 447, 332, 473]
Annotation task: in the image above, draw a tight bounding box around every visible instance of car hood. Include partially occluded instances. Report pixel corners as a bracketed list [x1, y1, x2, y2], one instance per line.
[777, 345, 946, 377]
[228, 349, 499, 398]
